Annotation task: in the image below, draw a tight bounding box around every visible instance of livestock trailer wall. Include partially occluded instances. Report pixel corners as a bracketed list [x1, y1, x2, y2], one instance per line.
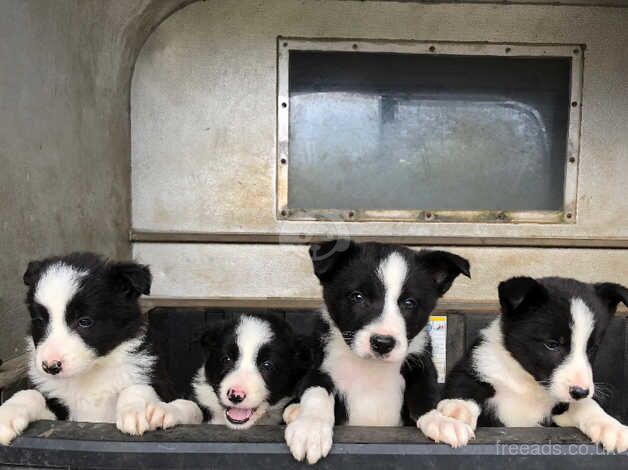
[1, 0, 627, 404]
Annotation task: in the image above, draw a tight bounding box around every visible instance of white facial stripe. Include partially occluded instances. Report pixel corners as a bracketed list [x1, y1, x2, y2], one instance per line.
[32, 263, 95, 377]
[377, 252, 408, 307]
[374, 252, 408, 340]
[570, 298, 595, 359]
[549, 298, 596, 401]
[219, 316, 274, 410]
[352, 252, 409, 361]
[235, 316, 274, 370]
[34, 262, 86, 327]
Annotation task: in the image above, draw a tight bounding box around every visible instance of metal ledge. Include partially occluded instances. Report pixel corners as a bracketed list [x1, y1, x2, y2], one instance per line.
[130, 230, 628, 249]
[0, 422, 626, 469]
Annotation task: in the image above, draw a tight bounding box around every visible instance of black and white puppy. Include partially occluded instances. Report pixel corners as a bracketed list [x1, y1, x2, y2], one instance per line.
[191, 314, 309, 429]
[284, 240, 470, 464]
[419, 276, 628, 453]
[0, 252, 202, 445]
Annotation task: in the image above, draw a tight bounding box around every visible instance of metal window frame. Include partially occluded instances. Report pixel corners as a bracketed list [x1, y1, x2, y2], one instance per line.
[276, 38, 583, 224]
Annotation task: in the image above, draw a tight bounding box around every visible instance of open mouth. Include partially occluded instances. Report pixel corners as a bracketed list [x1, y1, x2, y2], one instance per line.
[225, 407, 256, 425]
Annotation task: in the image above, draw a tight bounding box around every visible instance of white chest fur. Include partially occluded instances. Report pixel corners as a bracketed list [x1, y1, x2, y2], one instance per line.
[28, 337, 154, 423]
[473, 321, 556, 426]
[487, 387, 555, 427]
[322, 329, 405, 426]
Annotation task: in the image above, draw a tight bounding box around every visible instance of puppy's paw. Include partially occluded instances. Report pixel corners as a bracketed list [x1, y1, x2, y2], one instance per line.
[146, 402, 180, 430]
[437, 399, 480, 429]
[583, 419, 628, 453]
[0, 405, 30, 446]
[282, 403, 301, 424]
[116, 405, 151, 436]
[285, 416, 333, 464]
[417, 409, 475, 448]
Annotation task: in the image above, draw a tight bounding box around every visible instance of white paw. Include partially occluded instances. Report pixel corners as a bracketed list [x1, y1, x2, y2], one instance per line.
[116, 405, 151, 436]
[282, 403, 301, 424]
[285, 416, 333, 464]
[417, 409, 475, 448]
[583, 419, 628, 453]
[437, 399, 479, 429]
[146, 402, 180, 431]
[0, 405, 30, 446]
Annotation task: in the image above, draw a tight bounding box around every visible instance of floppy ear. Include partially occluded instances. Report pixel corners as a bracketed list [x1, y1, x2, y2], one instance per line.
[198, 322, 224, 355]
[416, 250, 470, 296]
[498, 276, 548, 317]
[292, 334, 316, 370]
[23, 260, 43, 286]
[108, 261, 152, 298]
[594, 282, 628, 314]
[309, 239, 354, 281]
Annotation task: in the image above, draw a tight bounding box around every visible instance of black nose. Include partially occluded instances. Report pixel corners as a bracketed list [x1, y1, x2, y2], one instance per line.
[569, 386, 589, 400]
[227, 388, 246, 404]
[370, 335, 396, 355]
[42, 360, 62, 375]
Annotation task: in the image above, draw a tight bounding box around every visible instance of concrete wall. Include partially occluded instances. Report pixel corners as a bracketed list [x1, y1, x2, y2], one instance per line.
[0, 0, 188, 360]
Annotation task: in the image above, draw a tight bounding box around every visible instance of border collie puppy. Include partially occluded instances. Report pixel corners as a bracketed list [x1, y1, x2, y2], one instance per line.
[191, 314, 309, 429]
[419, 276, 628, 452]
[284, 240, 470, 464]
[0, 252, 201, 445]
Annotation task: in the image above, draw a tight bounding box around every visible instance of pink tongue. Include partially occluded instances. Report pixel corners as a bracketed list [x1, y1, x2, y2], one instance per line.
[226, 408, 254, 421]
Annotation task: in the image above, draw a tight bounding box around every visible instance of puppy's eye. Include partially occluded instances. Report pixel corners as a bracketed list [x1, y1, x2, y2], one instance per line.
[77, 317, 94, 328]
[222, 355, 232, 365]
[261, 360, 274, 371]
[544, 340, 561, 351]
[349, 291, 366, 304]
[401, 298, 417, 309]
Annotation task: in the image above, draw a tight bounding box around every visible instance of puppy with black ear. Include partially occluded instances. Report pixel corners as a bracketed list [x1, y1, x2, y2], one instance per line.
[0, 252, 202, 445]
[419, 276, 628, 453]
[190, 314, 310, 429]
[284, 240, 470, 464]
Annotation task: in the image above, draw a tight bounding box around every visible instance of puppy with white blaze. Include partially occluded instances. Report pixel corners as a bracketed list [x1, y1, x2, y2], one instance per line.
[190, 314, 310, 429]
[284, 240, 470, 464]
[419, 276, 628, 453]
[0, 252, 202, 445]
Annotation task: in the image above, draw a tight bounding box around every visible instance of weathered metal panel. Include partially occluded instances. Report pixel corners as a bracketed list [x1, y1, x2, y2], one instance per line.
[134, 243, 628, 307]
[279, 41, 580, 222]
[131, 0, 628, 239]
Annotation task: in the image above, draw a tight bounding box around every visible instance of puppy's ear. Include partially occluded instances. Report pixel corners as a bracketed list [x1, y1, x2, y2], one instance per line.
[293, 334, 315, 370]
[23, 260, 43, 286]
[198, 323, 223, 354]
[498, 276, 547, 317]
[594, 282, 628, 314]
[309, 239, 354, 281]
[416, 250, 470, 296]
[108, 261, 152, 298]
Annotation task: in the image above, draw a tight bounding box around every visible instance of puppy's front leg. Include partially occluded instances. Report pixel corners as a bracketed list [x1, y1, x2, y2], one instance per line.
[116, 384, 160, 436]
[285, 385, 335, 465]
[417, 401, 478, 449]
[553, 398, 628, 453]
[0, 389, 56, 445]
[146, 399, 203, 430]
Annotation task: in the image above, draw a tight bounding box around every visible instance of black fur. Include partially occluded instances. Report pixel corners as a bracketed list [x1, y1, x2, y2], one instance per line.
[442, 276, 628, 426]
[310, 241, 469, 349]
[24, 252, 150, 356]
[22, 252, 175, 410]
[299, 240, 470, 425]
[193, 314, 310, 422]
[400, 341, 440, 425]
